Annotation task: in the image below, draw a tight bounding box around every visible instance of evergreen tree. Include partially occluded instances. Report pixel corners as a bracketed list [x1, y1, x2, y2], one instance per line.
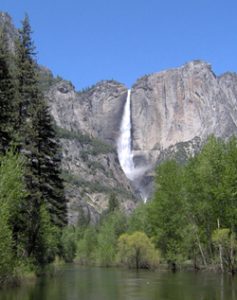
[14, 14, 67, 263]
[0, 26, 17, 153]
[33, 103, 67, 227]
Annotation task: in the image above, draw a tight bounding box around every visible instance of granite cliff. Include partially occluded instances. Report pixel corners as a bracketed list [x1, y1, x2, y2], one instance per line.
[130, 61, 237, 196]
[45, 79, 138, 224]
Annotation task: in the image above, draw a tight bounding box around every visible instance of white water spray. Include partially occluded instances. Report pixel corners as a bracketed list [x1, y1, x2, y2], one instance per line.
[117, 89, 149, 203]
[117, 90, 135, 180]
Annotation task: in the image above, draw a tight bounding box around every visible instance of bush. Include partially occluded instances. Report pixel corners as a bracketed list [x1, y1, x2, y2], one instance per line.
[117, 231, 160, 269]
[0, 214, 14, 285]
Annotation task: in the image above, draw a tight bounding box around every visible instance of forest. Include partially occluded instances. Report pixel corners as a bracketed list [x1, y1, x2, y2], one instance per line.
[1, 14, 237, 288]
[69, 136, 237, 275]
[0, 15, 67, 285]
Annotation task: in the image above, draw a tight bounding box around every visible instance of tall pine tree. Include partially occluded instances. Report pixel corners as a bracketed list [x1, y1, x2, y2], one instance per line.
[15, 14, 67, 263]
[0, 26, 17, 153]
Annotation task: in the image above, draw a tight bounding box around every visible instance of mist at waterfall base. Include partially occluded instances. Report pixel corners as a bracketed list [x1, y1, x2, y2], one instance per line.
[117, 90, 149, 202]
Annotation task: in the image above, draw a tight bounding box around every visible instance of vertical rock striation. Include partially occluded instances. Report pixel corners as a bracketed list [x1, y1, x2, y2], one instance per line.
[130, 61, 237, 196]
[131, 60, 237, 163]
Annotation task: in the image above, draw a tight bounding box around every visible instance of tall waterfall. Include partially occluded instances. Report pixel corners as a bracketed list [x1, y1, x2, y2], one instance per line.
[117, 90, 135, 180]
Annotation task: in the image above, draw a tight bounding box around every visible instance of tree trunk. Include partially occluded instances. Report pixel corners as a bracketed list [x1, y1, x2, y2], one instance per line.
[196, 233, 207, 267]
[217, 218, 224, 273]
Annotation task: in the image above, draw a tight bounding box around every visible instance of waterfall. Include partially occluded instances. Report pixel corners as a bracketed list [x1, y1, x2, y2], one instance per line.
[117, 89, 149, 203]
[117, 89, 135, 180]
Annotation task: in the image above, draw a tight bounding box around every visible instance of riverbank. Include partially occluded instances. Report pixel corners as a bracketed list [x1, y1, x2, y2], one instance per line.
[1, 265, 237, 300]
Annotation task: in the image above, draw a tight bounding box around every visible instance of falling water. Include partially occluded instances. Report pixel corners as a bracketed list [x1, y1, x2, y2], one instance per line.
[117, 89, 149, 203]
[117, 89, 135, 180]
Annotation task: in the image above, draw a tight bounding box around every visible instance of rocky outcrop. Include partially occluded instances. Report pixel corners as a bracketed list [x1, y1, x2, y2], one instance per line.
[47, 80, 127, 146]
[130, 61, 237, 196]
[131, 60, 237, 165]
[61, 136, 137, 225]
[45, 80, 138, 224]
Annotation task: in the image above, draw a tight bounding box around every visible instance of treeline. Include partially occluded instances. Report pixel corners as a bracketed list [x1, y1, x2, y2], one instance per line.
[148, 136, 237, 273]
[64, 136, 237, 274]
[0, 15, 67, 285]
[61, 194, 159, 269]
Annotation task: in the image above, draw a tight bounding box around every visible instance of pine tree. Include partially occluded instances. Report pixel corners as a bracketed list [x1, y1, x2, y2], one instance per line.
[0, 26, 17, 153]
[14, 14, 67, 262]
[33, 103, 67, 227]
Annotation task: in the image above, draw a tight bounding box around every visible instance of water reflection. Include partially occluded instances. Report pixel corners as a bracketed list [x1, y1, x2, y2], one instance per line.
[1, 266, 237, 300]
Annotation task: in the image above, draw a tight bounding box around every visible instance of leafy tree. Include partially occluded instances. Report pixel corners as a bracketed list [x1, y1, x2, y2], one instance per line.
[0, 151, 26, 283]
[212, 228, 237, 273]
[34, 204, 60, 266]
[221, 137, 237, 231]
[148, 160, 188, 267]
[117, 231, 159, 269]
[96, 211, 127, 266]
[60, 226, 77, 263]
[128, 203, 151, 235]
[76, 226, 98, 264]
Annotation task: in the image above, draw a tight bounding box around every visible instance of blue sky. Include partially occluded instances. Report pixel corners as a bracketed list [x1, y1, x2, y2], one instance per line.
[1, 0, 237, 90]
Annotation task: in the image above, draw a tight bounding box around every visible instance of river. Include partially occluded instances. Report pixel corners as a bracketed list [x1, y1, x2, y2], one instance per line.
[0, 265, 237, 300]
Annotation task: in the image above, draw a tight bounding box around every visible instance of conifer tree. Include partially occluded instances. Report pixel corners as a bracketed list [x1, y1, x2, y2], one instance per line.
[15, 14, 67, 262]
[0, 26, 17, 153]
[33, 103, 67, 227]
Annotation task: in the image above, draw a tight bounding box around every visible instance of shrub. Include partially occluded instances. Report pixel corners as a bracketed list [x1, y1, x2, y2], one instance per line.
[117, 231, 159, 269]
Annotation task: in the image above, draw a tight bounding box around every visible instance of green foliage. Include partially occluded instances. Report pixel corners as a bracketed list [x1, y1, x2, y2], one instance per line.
[149, 160, 188, 263]
[96, 211, 127, 266]
[147, 136, 237, 270]
[60, 226, 77, 263]
[212, 228, 237, 272]
[0, 212, 14, 284]
[0, 14, 67, 283]
[0, 151, 26, 284]
[108, 193, 119, 213]
[212, 228, 231, 246]
[0, 28, 17, 153]
[13, 14, 67, 266]
[0, 151, 26, 216]
[35, 204, 60, 265]
[128, 203, 150, 235]
[76, 227, 98, 264]
[117, 232, 160, 269]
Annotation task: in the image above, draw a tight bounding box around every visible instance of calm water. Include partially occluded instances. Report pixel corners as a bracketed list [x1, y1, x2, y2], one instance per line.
[0, 265, 237, 300]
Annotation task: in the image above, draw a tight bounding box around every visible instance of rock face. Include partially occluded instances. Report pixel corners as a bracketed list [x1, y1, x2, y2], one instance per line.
[131, 61, 237, 158]
[0, 12, 18, 52]
[45, 80, 138, 224]
[130, 61, 237, 195]
[48, 80, 127, 146]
